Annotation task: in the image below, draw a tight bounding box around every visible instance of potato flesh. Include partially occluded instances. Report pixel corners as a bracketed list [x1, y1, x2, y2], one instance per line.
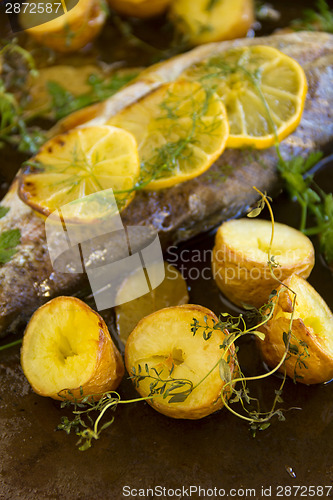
[259, 274, 333, 384]
[218, 219, 314, 266]
[126, 306, 234, 417]
[170, 0, 254, 45]
[277, 275, 333, 357]
[22, 302, 101, 395]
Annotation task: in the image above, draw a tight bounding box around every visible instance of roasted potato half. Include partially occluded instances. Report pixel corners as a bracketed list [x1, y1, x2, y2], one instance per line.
[169, 0, 254, 46]
[125, 304, 237, 419]
[115, 262, 189, 344]
[212, 218, 315, 308]
[258, 274, 333, 384]
[21, 297, 124, 400]
[20, 0, 107, 53]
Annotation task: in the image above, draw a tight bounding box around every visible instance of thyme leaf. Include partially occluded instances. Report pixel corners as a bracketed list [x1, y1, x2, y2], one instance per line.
[130, 364, 193, 402]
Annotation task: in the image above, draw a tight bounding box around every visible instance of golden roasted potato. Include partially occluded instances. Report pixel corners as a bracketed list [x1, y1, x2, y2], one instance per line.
[20, 0, 107, 53]
[258, 274, 333, 384]
[25, 65, 104, 116]
[21, 297, 124, 400]
[107, 0, 171, 18]
[115, 262, 189, 344]
[212, 218, 315, 308]
[169, 0, 254, 46]
[125, 304, 237, 419]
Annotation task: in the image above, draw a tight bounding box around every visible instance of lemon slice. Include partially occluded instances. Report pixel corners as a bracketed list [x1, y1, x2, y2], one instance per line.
[183, 45, 307, 149]
[115, 262, 189, 344]
[18, 125, 140, 221]
[107, 80, 229, 190]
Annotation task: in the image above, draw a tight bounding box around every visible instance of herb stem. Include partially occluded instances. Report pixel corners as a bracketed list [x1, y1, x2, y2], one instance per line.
[0, 338, 22, 351]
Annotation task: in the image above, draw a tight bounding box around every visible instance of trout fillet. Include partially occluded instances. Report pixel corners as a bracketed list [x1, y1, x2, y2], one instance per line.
[1, 31, 333, 337]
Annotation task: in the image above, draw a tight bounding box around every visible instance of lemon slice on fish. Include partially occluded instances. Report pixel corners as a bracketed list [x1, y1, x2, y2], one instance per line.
[18, 125, 140, 221]
[107, 80, 229, 190]
[183, 45, 307, 149]
[115, 262, 189, 344]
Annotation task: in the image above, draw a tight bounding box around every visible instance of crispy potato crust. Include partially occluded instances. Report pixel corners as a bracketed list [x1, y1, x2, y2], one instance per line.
[258, 275, 333, 384]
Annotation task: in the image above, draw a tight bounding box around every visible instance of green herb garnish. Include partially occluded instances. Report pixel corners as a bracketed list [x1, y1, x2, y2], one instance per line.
[57, 390, 154, 451]
[47, 71, 139, 121]
[291, 0, 333, 33]
[0, 206, 10, 219]
[0, 338, 22, 351]
[205, 0, 221, 12]
[275, 149, 333, 267]
[0, 228, 21, 264]
[0, 40, 46, 154]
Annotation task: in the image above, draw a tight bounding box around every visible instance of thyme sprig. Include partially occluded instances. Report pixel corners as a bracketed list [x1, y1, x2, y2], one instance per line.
[130, 363, 193, 404]
[190, 189, 302, 434]
[56, 188, 304, 447]
[58, 389, 154, 451]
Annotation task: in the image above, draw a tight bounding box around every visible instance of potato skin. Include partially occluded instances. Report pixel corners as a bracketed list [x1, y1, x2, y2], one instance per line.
[258, 277, 333, 384]
[21, 296, 124, 401]
[63, 305, 125, 401]
[125, 304, 236, 419]
[212, 219, 315, 308]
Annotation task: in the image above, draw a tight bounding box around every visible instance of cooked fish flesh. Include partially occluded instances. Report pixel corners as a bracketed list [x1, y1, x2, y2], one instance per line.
[1, 31, 333, 337]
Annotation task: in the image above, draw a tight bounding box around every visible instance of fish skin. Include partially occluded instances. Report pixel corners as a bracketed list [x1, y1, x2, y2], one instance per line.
[0, 31, 333, 337]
